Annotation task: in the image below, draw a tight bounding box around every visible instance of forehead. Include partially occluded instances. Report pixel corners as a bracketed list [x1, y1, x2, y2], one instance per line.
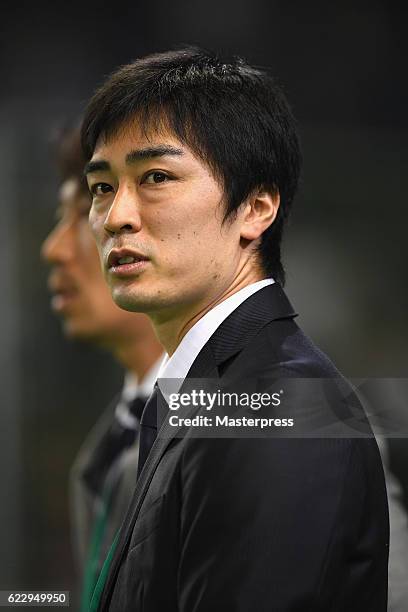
[58, 178, 90, 211]
[93, 122, 188, 160]
[59, 178, 82, 201]
[88, 119, 222, 187]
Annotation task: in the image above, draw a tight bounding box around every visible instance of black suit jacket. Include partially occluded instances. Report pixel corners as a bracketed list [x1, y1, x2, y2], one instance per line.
[98, 283, 389, 611]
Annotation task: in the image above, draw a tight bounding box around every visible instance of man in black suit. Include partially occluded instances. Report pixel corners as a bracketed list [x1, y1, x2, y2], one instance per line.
[41, 126, 163, 609]
[82, 47, 389, 610]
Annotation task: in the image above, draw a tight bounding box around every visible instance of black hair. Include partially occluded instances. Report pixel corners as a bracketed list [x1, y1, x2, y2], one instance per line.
[81, 47, 302, 284]
[54, 122, 89, 195]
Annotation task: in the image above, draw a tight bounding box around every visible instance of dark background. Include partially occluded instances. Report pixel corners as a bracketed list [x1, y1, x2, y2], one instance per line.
[0, 0, 407, 601]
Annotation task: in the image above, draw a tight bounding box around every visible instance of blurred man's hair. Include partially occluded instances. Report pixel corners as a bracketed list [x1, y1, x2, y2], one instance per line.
[54, 122, 89, 195]
[81, 47, 302, 284]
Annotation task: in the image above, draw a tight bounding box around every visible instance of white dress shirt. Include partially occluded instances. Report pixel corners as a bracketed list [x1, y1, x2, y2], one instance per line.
[157, 278, 275, 393]
[115, 356, 164, 429]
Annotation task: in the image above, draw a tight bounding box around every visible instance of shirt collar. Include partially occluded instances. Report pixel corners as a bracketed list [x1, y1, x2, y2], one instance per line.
[158, 278, 275, 390]
[121, 354, 164, 401]
[116, 354, 164, 429]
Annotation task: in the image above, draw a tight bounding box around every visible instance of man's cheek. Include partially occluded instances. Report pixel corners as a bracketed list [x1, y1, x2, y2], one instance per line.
[88, 210, 103, 242]
[88, 208, 97, 232]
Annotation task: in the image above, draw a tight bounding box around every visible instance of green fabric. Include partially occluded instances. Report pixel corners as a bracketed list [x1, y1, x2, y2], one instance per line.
[81, 476, 119, 611]
[80, 495, 110, 611]
[88, 530, 119, 612]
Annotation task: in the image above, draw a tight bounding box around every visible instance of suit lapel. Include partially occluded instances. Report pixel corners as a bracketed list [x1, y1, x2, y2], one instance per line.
[208, 282, 297, 367]
[99, 283, 296, 609]
[99, 343, 219, 609]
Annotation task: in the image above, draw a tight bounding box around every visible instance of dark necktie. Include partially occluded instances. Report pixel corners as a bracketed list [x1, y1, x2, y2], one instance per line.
[81, 394, 148, 610]
[128, 396, 148, 421]
[83, 395, 147, 496]
[137, 384, 160, 477]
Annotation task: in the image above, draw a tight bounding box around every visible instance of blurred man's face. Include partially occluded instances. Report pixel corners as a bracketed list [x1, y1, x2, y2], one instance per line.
[87, 124, 251, 321]
[42, 178, 147, 342]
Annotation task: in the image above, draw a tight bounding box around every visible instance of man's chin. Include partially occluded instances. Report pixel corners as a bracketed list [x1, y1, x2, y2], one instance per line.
[112, 288, 158, 314]
[61, 317, 105, 345]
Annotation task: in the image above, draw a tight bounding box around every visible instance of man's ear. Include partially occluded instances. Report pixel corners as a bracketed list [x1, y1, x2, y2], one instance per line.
[240, 189, 280, 241]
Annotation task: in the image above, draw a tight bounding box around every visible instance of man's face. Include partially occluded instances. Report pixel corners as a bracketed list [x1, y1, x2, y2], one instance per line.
[87, 124, 248, 320]
[42, 177, 146, 341]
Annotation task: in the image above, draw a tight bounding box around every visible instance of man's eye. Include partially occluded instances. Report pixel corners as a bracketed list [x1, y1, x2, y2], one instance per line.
[90, 183, 113, 196]
[142, 171, 170, 184]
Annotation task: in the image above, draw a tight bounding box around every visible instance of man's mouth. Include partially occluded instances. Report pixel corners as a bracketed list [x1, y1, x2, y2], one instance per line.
[51, 291, 77, 313]
[49, 286, 79, 313]
[48, 273, 80, 314]
[107, 248, 150, 277]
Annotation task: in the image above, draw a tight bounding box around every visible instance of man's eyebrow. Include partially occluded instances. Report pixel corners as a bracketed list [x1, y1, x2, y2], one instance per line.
[125, 145, 184, 164]
[84, 146, 183, 176]
[84, 160, 111, 175]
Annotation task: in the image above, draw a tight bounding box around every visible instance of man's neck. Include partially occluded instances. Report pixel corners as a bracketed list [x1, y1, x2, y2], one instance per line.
[151, 268, 265, 356]
[113, 333, 163, 382]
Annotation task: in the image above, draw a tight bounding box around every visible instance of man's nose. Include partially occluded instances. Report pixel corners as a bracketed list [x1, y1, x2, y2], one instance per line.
[41, 222, 73, 264]
[103, 187, 142, 236]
